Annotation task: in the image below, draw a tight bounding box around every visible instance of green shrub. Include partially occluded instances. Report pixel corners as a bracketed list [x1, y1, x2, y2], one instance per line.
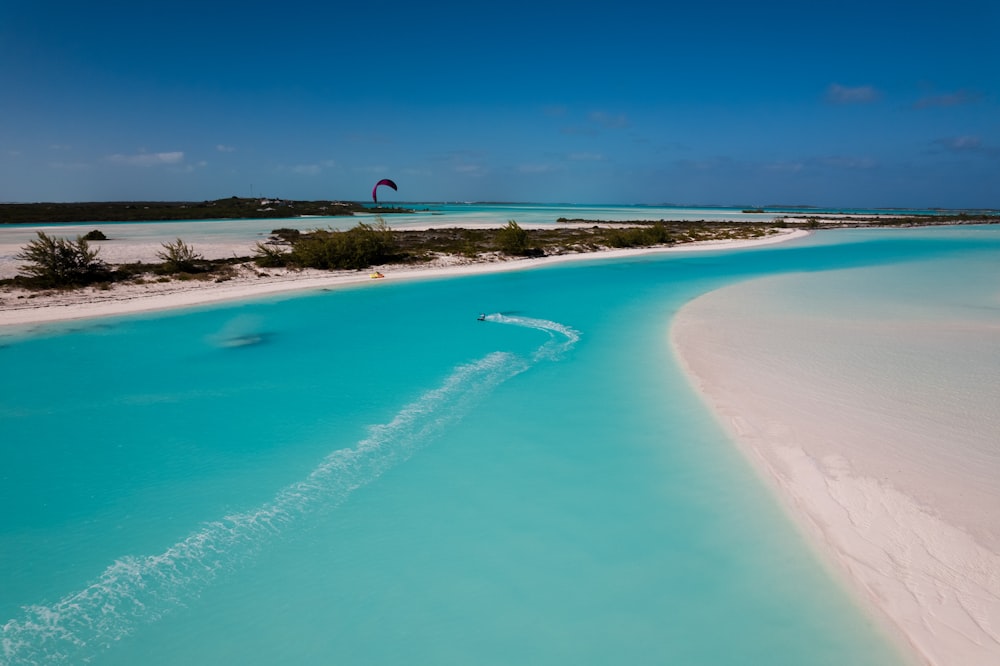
[15, 231, 107, 287]
[495, 220, 531, 255]
[156, 238, 203, 273]
[288, 221, 397, 270]
[643, 222, 674, 244]
[604, 222, 674, 248]
[270, 228, 301, 243]
[253, 242, 290, 267]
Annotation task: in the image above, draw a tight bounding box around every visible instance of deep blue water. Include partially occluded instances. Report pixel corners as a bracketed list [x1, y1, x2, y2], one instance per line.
[4, 223, 998, 664]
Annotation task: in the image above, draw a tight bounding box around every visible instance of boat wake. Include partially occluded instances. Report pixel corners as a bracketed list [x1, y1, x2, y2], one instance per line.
[1, 315, 579, 664]
[480, 313, 580, 361]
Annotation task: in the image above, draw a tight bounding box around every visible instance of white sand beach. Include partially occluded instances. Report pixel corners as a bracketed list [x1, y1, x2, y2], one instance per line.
[0, 228, 806, 327]
[671, 272, 1000, 666]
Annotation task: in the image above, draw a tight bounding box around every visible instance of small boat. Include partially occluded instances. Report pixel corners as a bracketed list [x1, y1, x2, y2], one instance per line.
[477, 313, 486, 321]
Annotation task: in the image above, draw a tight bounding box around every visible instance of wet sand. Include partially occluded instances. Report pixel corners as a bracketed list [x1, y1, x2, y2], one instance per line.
[671, 269, 1000, 666]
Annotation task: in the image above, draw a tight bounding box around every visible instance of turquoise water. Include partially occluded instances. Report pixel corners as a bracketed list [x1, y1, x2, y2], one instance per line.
[3, 223, 998, 664]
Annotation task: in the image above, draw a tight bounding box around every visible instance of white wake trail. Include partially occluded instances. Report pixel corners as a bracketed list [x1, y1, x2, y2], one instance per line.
[2, 314, 580, 665]
[481, 313, 581, 360]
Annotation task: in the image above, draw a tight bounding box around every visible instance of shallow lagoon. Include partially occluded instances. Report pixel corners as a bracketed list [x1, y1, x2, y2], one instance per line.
[6, 223, 996, 664]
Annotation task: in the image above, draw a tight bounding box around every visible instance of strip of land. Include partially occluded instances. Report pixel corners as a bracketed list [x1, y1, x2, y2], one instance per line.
[0, 197, 400, 223]
[671, 274, 1000, 666]
[0, 228, 807, 327]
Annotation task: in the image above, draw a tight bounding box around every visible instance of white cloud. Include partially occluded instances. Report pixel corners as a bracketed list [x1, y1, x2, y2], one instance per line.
[216, 144, 236, 152]
[825, 84, 880, 104]
[916, 135, 1000, 162]
[764, 161, 805, 173]
[914, 89, 981, 109]
[107, 151, 184, 167]
[935, 135, 982, 152]
[346, 132, 392, 145]
[567, 152, 605, 162]
[48, 161, 92, 171]
[280, 160, 337, 176]
[818, 156, 877, 169]
[589, 111, 630, 128]
[931, 136, 1000, 157]
[170, 161, 208, 173]
[676, 157, 733, 171]
[518, 163, 557, 173]
[560, 125, 599, 136]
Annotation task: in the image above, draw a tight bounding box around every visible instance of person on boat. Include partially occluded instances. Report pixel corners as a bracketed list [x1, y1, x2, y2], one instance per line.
[477, 313, 486, 321]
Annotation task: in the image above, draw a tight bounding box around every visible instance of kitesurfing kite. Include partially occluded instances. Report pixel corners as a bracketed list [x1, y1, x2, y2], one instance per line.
[372, 178, 397, 203]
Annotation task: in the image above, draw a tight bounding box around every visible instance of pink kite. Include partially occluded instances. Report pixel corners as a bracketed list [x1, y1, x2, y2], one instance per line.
[372, 179, 398, 203]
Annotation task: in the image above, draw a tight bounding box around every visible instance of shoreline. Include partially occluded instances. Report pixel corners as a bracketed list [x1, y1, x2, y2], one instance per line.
[0, 229, 807, 328]
[670, 274, 1000, 666]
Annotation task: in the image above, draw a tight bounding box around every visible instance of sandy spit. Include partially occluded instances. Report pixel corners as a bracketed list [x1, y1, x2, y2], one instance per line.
[671, 279, 1000, 666]
[0, 229, 807, 328]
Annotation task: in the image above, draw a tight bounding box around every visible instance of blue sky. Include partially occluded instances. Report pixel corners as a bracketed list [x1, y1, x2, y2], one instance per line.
[2, 0, 997, 207]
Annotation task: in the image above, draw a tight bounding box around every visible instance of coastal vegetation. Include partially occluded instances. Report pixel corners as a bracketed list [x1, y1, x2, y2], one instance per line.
[267, 221, 399, 270]
[5, 219, 778, 292]
[4, 206, 997, 293]
[14, 232, 109, 287]
[604, 222, 674, 248]
[0, 197, 414, 224]
[156, 239, 205, 274]
[494, 220, 542, 256]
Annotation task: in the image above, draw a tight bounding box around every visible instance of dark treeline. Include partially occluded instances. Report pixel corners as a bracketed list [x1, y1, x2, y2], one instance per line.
[559, 214, 1000, 229]
[0, 197, 407, 224]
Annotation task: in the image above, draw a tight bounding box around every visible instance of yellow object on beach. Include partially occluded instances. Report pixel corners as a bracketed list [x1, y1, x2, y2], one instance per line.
[370, 271, 385, 279]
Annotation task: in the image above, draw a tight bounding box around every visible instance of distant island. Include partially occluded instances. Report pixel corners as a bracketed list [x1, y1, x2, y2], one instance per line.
[0, 197, 415, 224]
[3, 198, 997, 226]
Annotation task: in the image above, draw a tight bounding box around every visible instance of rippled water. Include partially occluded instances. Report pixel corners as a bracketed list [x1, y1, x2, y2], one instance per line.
[6, 221, 994, 664]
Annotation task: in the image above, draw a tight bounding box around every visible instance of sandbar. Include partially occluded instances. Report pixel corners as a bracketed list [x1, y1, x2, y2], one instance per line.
[0, 229, 806, 328]
[671, 270, 1000, 666]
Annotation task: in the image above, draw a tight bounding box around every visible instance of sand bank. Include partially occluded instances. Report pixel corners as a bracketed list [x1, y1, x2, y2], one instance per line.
[671, 273, 1000, 666]
[0, 229, 807, 328]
